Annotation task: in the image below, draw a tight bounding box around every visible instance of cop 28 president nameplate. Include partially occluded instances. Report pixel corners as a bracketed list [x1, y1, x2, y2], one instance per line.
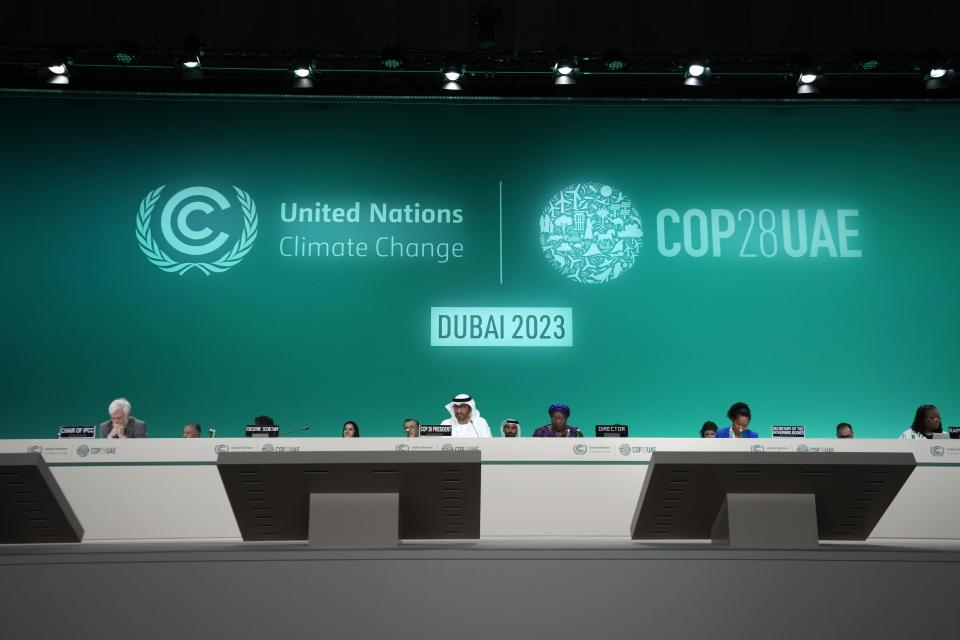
[431, 307, 573, 347]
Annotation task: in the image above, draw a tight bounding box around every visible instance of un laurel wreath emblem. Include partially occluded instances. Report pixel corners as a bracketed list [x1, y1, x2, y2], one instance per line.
[136, 185, 258, 275]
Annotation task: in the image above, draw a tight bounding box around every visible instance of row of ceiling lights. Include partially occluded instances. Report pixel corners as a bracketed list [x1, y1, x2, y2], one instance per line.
[37, 42, 957, 94]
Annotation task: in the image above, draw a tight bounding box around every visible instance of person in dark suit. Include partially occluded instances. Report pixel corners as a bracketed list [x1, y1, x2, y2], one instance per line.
[99, 397, 148, 438]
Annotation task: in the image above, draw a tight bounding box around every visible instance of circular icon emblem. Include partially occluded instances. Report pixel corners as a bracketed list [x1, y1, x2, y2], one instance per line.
[796, 444, 810, 452]
[931, 445, 945, 457]
[76, 445, 90, 458]
[395, 444, 409, 452]
[573, 443, 587, 455]
[136, 185, 258, 275]
[751, 444, 765, 453]
[618, 443, 632, 456]
[28, 445, 43, 454]
[441, 443, 455, 451]
[261, 443, 275, 452]
[540, 182, 643, 284]
[214, 444, 230, 454]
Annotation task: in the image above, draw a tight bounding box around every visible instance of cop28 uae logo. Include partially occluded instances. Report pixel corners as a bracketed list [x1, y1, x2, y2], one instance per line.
[539, 182, 643, 284]
[136, 185, 258, 275]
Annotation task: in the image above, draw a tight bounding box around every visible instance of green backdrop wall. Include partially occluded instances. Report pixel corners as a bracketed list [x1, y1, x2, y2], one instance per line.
[1, 93, 957, 438]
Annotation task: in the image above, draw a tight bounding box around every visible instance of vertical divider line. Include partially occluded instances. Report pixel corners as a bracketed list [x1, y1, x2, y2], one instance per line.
[499, 180, 503, 285]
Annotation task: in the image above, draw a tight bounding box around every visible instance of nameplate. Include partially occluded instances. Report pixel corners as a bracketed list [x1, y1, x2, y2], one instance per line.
[771, 425, 806, 437]
[596, 424, 629, 437]
[59, 426, 96, 438]
[419, 424, 452, 436]
[245, 425, 280, 438]
[949, 426, 960, 439]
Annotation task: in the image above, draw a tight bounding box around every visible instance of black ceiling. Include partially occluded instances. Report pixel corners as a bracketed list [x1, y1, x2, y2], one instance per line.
[2, 0, 956, 55]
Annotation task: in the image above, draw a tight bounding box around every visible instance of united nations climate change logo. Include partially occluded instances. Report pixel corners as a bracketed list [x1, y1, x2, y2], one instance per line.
[136, 185, 258, 275]
[539, 182, 643, 285]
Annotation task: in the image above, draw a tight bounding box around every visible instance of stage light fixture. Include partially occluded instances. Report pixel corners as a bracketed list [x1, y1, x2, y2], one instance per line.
[921, 51, 953, 90]
[42, 52, 72, 84]
[291, 49, 316, 87]
[552, 48, 578, 83]
[603, 49, 626, 71]
[443, 65, 462, 82]
[796, 67, 822, 95]
[925, 67, 954, 90]
[683, 52, 711, 87]
[380, 48, 405, 70]
[114, 42, 139, 64]
[180, 38, 204, 79]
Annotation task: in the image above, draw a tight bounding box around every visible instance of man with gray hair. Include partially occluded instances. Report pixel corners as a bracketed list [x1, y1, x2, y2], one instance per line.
[100, 397, 148, 438]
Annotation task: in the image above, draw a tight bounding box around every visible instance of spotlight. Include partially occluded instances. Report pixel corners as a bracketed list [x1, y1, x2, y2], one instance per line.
[291, 49, 315, 87]
[442, 81, 462, 91]
[921, 51, 953, 90]
[180, 38, 204, 78]
[554, 75, 575, 86]
[443, 66, 462, 82]
[552, 48, 577, 79]
[683, 52, 711, 87]
[442, 53, 464, 83]
[380, 48, 405, 70]
[796, 66, 822, 95]
[41, 52, 72, 84]
[925, 67, 954, 90]
[114, 42, 139, 64]
[603, 49, 627, 71]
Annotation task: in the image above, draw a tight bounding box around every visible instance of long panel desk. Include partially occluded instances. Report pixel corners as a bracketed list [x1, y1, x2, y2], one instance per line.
[2, 437, 958, 542]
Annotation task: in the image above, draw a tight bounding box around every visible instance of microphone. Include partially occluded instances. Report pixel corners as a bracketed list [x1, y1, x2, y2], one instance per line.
[279, 426, 310, 436]
[208, 428, 217, 438]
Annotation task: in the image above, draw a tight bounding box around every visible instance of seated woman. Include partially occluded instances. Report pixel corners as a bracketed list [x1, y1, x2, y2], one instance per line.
[700, 421, 718, 438]
[715, 402, 759, 438]
[532, 404, 583, 437]
[900, 405, 943, 439]
[342, 420, 360, 438]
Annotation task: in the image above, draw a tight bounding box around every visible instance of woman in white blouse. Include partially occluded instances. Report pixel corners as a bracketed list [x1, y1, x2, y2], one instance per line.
[900, 404, 943, 439]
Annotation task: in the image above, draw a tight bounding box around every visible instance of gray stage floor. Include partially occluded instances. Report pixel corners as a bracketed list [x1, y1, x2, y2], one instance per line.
[2, 538, 958, 640]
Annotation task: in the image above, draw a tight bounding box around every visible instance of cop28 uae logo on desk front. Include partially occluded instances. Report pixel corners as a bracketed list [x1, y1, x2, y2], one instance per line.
[136, 185, 258, 275]
[539, 182, 643, 285]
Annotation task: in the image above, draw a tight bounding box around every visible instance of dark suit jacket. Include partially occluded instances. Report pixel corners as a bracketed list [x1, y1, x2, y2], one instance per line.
[99, 417, 148, 438]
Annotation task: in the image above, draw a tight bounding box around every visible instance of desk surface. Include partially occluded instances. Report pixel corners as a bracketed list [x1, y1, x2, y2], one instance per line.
[1, 438, 958, 543]
[4, 436, 959, 465]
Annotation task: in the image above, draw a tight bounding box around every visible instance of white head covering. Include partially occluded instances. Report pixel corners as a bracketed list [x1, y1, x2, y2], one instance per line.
[500, 418, 522, 437]
[445, 393, 480, 423]
[442, 393, 492, 438]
